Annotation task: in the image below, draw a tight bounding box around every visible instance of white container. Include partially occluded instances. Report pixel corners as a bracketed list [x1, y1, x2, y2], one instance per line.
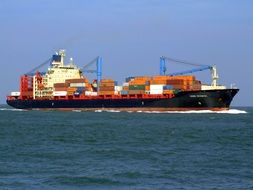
[53, 91, 67, 96]
[114, 86, 123, 92]
[85, 91, 98, 96]
[123, 82, 129, 86]
[70, 83, 86, 87]
[150, 89, 163, 95]
[150, 85, 164, 94]
[11, 92, 20, 96]
[150, 85, 164, 91]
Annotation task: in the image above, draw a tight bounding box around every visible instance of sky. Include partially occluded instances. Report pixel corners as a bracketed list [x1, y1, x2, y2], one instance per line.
[0, 0, 252, 106]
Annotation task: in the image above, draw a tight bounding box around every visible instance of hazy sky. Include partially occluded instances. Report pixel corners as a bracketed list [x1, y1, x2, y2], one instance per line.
[1, 0, 252, 106]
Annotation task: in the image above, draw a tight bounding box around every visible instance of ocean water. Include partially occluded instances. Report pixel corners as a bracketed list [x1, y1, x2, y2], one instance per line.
[0, 105, 252, 190]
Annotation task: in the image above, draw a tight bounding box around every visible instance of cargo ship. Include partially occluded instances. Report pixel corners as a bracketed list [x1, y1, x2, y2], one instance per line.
[6, 50, 239, 111]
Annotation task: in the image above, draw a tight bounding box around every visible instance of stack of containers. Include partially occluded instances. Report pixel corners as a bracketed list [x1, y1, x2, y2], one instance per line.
[20, 75, 34, 98]
[149, 75, 199, 94]
[99, 79, 115, 95]
[150, 76, 169, 95]
[53, 83, 69, 96]
[128, 76, 151, 95]
[65, 78, 89, 95]
[166, 76, 196, 91]
[121, 82, 129, 95]
[150, 76, 170, 85]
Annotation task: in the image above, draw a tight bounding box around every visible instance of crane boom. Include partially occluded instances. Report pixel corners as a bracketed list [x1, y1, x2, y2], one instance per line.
[160, 56, 219, 87]
[168, 65, 212, 76]
[25, 58, 51, 75]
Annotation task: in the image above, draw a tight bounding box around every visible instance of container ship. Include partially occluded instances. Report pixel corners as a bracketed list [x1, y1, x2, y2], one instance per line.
[6, 50, 239, 111]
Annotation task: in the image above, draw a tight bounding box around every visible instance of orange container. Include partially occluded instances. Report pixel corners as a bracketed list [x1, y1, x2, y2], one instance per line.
[123, 86, 129, 91]
[99, 83, 115, 87]
[98, 91, 115, 95]
[67, 87, 77, 92]
[150, 80, 167, 85]
[128, 90, 145, 95]
[145, 85, 150, 91]
[66, 78, 88, 83]
[54, 87, 68, 91]
[163, 90, 174, 94]
[100, 79, 114, 83]
[99, 86, 115, 91]
[54, 83, 69, 88]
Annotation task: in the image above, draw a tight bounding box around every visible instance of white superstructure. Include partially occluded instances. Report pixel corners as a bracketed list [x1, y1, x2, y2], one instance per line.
[33, 50, 83, 98]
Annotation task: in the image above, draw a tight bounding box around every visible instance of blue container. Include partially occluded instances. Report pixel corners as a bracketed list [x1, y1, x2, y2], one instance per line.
[163, 85, 173, 90]
[120, 90, 129, 95]
[77, 87, 85, 91]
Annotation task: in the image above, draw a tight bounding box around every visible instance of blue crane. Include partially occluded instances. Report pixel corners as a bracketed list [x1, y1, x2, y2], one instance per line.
[160, 56, 219, 86]
[82, 56, 103, 85]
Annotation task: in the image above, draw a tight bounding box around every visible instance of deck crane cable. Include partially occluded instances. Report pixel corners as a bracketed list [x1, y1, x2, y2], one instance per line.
[82, 56, 99, 72]
[161, 56, 209, 67]
[160, 56, 219, 86]
[25, 58, 52, 75]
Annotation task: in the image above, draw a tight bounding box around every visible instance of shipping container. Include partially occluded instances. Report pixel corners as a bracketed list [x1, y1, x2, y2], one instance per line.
[11, 92, 21, 96]
[115, 86, 123, 92]
[166, 79, 185, 85]
[67, 87, 77, 92]
[99, 86, 115, 91]
[150, 90, 163, 95]
[65, 78, 88, 83]
[150, 80, 168, 85]
[163, 90, 174, 94]
[67, 92, 74, 96]
[128, 90, 145, 95]
[98, 91, 115, 95]
[120, 90, 129, 95]
[163, 85, 173, 90]
[150, 85, 164, 91]
[54, 87, 68, 91]
[53, 91, 67, 96]
[100, 79, 115, 83]
[54, 83, 69, 88]
[123, 86, 129, 91]
[70, 83, 86, 87]
[129, 85, 146, 90]
[20, 91, 33, 96]
[85, 91, 98, 96]
[123, 82, 129, 86]
[99, 83, 115, 87]
[145, 85, 150, 91]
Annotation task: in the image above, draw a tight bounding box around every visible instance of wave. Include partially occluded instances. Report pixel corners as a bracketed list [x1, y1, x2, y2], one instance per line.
[0, 108, 246, 114]
[95, 109, 247, 114]
[72, 110, 82, 112]
[95, 109, 121, 113]
[0, 108, 26, 112]
[138, 109, 247, 114]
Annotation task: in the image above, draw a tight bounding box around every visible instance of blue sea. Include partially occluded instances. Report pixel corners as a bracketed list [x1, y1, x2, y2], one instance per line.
[0, 105, 252, 190]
